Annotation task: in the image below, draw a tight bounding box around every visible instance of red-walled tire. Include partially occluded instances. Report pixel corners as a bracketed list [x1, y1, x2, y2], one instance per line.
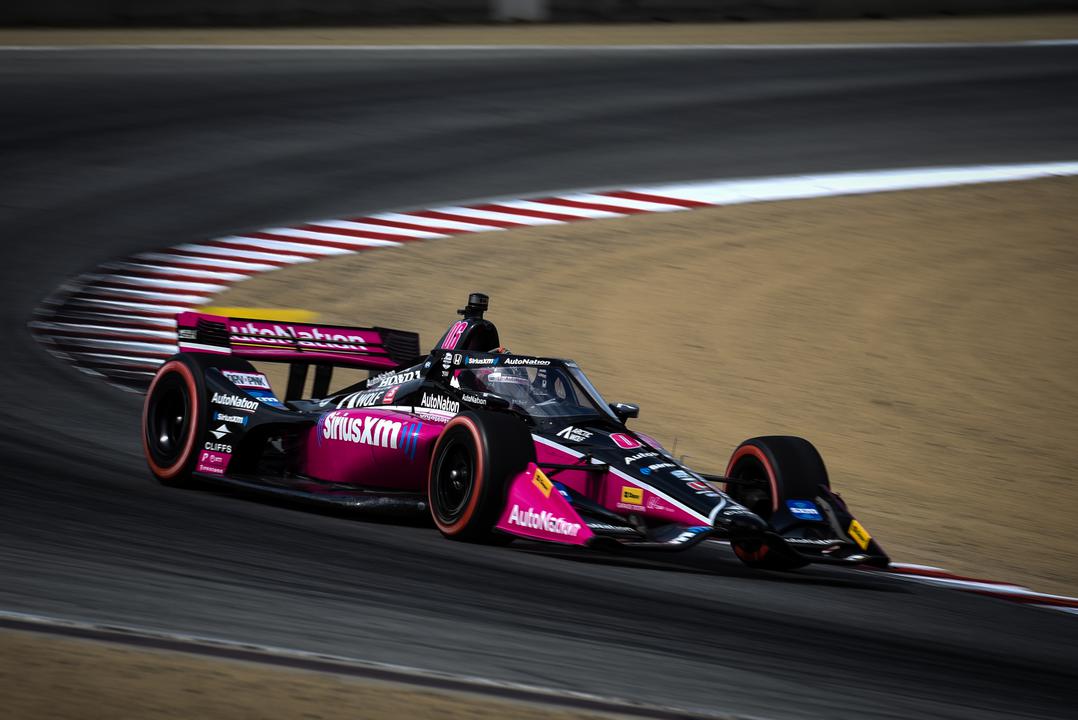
[142, 356, 206, 487]
[724, 436, 830, 570]
[428, 410, 535, 542]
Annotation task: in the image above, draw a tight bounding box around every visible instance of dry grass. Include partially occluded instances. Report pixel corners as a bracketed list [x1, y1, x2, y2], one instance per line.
[0, 629, 625, 720]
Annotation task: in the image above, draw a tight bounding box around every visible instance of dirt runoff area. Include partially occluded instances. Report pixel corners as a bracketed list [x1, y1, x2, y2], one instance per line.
[0, 629, 627, 720]
[214, 177, 1078, 597]
[2, 14, 1077, 46]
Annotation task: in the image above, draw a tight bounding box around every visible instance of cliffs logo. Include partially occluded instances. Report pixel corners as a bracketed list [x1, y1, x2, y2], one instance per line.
[507, 505, 581, 537]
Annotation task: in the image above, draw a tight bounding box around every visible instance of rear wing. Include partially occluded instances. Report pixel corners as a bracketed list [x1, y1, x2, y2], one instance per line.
[176, 312, 420, 399]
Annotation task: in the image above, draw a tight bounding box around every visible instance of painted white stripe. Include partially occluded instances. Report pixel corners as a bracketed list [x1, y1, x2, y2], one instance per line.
[310, 219, 447, 239]
[66, 298, 197, 314]
[561, 192, 693, 212]
[495, 199, 624, 219]
[136, 252, 284, 272]
[171, 244, 316, 264]
[45, 311, 177, 328]
[636, 162, 1078, 206]
[257, 227, 404, 248]
[103, 262, 251, 283]
[178, 341, 230, 354]
[373, 212, 503, 233]
[67, 351, 167, 367]
[78, 285, 211, 304]
[91, 274, 228, 292]
[44, 336, 176, 354]
[29, 321, 175, 340]
[425, 206, 564, 226]
[217, 236, 355, 256]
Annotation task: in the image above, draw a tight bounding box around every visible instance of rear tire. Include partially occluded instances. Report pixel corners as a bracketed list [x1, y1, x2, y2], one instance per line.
[428, 410, 535, 542]
[724, 436, 830, 570]
[142, 356, 206, 487]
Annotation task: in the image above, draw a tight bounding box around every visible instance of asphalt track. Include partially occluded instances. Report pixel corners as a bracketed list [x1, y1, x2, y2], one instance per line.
[2, 46, 1078, 719]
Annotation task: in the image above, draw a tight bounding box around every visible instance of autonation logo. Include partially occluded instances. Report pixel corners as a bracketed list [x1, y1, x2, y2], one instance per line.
[507, 505, 581, 537]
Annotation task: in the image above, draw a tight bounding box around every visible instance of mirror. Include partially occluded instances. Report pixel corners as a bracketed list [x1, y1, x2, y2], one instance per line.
[609, 402, 639, 422]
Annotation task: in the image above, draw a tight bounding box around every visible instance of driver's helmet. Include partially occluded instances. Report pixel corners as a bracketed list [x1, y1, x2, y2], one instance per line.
[472, 366, 532, 403]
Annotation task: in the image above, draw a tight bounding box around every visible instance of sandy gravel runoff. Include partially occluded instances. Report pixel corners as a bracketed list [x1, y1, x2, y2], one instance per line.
[0, 630, 625, 720]
[216, 177, 1078, 597]
[2, 14, 1077, 46]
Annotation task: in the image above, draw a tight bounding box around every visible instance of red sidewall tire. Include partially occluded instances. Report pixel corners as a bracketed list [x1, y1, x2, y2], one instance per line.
[724, 444, 780, 514]
[143, 359, 201, 484]
[428, 417, 486, 537]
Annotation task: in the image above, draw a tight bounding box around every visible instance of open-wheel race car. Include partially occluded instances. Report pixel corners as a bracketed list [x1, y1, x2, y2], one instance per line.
[143, 293, 888, 570]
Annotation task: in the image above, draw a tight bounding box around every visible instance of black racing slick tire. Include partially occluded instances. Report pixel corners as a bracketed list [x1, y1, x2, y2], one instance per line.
[724, 436, 831, 570]
[428, 410, 536, 542]
[142, 355, 207, 487]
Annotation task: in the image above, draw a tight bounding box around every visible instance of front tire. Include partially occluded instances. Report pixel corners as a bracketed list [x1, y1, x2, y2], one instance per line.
[428, 410, 535, 542]
[142, 356, 205, 487]
[724, 436, 830, 570]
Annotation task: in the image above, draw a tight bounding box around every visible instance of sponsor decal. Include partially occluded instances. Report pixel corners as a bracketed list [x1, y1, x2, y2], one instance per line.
[228, 321, 368, 350]
[671, 527, 710, 545]
[248, 389, 285, 408]
[646, 462, 675, 472]
[503, 357, 550, 366]
[441, 352, 453, 371]
[610, 433, 642, 450]
[671, 469, 691, 479]
[203, 441, 232, 453]
[196, 449, 230, 476]
[462, 393, 486, 405]
[212, 392, 259, 412]
[624, 451, 659, 466]
[687, 480, 719, 497]
[178, 328, 197, 340]
[646, 496, 674, 513]
[337, 390, 383, 409]
[213, 412, 247, 426]
[420, 393, 459, 414]
[441, 321, 468, 350]
[722, 506, 754, 516]
[383, 386, 399, 404]
[532, 469, 553, 498]
[785, 537, 844, 546]
[507, 504, 581, 537]
[556, 426, 593, 442]
[209, 424, 231, 440]
[221, 370, 271, 390]
[317, 411, 419, 457]
[621, 486, 643, 505]
[787, 499, 823, 521]
[465, 356, 499, 366]
[847, 519, 872, 550]
[369, 370, 421, 389]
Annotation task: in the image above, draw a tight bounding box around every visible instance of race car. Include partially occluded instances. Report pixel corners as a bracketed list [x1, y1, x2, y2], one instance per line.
[142, 293, 888, 570]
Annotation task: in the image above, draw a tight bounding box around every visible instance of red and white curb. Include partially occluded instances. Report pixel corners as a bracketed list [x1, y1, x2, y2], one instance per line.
[29, 159, 1078, 612]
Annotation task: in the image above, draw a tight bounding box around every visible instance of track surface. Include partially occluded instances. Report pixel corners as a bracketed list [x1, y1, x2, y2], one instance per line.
[2, 47, 1078, 719]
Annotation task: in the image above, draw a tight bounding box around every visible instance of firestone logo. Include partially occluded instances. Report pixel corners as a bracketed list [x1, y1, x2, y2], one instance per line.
[507, 505, 581, 537]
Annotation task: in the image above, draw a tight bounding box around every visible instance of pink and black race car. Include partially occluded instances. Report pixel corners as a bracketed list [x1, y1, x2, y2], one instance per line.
[143, 293, 888, 570]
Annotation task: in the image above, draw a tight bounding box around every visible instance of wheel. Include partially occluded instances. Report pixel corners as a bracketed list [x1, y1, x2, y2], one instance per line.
[142, 356, 205, 487]
[723, 436, 830, 570]
[428, 410, 535, 542]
